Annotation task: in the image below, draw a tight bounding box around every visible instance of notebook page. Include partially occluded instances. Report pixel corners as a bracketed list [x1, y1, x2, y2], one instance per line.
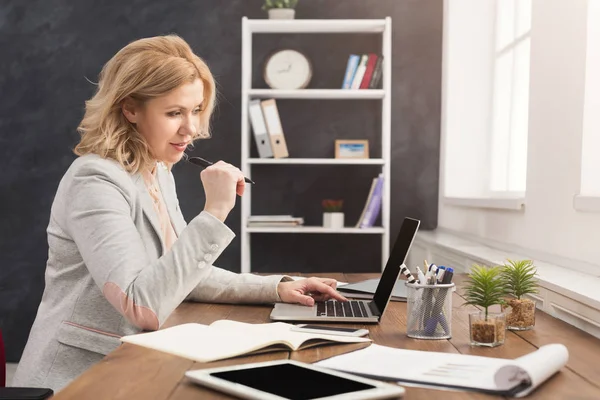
[316, 344, 518, 392]
[210, 320, 370, 349]
[121, 323, 293, 363]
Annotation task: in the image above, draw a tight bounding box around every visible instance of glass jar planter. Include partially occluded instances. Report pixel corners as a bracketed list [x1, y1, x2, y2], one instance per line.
[469, 311, 506, 347]
[504, 299, 536, 331]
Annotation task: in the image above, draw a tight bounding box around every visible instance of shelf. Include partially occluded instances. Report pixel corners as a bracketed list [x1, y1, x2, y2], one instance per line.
[248, 89, 385, 100]
[241, 17, 392, 273]
[247, 19, 386, 34]
[247, 158, 385, 165]
[246, 226, 385, 234]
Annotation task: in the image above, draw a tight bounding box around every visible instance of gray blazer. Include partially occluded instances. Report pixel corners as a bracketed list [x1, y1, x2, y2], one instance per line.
[12, 154, 286, 392]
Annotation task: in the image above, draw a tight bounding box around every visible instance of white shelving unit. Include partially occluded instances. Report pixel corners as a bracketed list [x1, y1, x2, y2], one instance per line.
[248, 89, 385, 99]
[248, 158, 385, 165]
[241, 17, 392, 273]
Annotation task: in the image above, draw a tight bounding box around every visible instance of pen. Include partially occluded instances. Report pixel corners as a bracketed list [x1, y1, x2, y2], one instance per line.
[424, 265, 437, 283]
[424, 269, 432, 284]
[187, 157, 255, 185]
[416, 266, 426, 285]
[441, 267, 454, 284]
[400, 264, 417, 284]
[436, 266, 446, 283]
[429, 265, 438, 278]
[429, 267, 455, 335]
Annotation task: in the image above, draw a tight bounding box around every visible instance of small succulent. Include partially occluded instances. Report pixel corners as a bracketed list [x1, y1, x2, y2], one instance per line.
[262, 0, 299, 11]
[502, 259, 538, 300]
[322, 199, 343, 212]
[464, 265, 508, 320]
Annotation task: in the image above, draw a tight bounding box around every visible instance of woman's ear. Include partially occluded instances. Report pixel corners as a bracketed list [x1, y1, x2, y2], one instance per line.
[122, 98, 138, 124]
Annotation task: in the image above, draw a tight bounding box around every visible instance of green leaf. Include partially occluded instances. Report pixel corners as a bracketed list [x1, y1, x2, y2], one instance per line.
[263, 0, 298, 10]
[463, 264, 508, 318]
[502, 259, 538, 299]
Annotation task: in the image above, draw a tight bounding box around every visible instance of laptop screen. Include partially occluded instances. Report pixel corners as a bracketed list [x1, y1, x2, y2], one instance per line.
[372, 217, 420, 315]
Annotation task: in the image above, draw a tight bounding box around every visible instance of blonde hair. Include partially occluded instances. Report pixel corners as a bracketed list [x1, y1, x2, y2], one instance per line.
[74, 34, 216, 173]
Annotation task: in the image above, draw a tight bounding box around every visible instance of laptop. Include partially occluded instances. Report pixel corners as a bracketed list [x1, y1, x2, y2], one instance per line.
[270, 217, 420, 323]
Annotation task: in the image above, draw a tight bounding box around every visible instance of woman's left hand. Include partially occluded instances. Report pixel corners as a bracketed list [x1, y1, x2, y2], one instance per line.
[277, 277, 348, 306]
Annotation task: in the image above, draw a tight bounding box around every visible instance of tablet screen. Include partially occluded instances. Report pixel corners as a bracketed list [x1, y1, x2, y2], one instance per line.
[210, 362, 376, 400]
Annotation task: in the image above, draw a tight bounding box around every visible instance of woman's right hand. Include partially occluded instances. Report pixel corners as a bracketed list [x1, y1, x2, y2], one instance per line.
[201, 161, 245, 222]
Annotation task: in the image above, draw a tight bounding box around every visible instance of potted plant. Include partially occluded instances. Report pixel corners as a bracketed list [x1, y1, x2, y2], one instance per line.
[322, 199, 344, 229]
[501, 259, 538, 331]
[262, 0, 298, 20]
[464, 265, 507, 347]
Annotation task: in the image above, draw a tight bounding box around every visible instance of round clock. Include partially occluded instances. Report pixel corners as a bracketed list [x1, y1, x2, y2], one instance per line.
[263, 49, 313, 90]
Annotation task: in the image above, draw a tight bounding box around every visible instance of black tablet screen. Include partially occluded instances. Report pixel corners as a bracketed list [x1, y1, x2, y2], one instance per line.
[211, 363, 375, 400]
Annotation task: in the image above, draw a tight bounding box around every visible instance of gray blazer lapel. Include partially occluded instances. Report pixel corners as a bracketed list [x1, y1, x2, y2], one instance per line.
[133, 174, 167, 255]
[156, 165, 187, 236]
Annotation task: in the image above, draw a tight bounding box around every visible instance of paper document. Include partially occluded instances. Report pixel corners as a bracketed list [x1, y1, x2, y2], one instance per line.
[316, 343, 568, 397]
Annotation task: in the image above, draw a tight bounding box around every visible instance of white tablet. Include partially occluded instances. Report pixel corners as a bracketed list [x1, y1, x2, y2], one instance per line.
[185, 359, 405, 400]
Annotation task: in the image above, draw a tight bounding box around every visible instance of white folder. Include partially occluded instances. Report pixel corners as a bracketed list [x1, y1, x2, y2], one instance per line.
[260, 99, 289, 159]
[248, 100, 273, 158]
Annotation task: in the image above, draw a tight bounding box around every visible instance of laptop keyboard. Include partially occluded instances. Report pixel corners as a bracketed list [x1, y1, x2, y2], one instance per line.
[316, 300, 368, 318]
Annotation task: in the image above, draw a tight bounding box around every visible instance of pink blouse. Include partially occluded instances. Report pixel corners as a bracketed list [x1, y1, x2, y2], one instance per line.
[142, 164, 178, 250]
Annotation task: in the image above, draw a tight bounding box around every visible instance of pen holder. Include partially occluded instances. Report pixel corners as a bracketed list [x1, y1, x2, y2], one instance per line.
[405, 282, 455, 340]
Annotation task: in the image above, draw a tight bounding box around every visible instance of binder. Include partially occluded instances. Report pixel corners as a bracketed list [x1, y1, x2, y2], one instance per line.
[248, 99, 273, 158]
[260, 99, 289, 158]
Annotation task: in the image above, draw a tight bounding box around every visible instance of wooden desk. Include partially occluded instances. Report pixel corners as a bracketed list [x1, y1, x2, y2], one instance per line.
[53, 273, 600, 399]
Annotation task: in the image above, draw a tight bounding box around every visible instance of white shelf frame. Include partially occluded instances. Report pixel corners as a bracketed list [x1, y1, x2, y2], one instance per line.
[247, 227, 386, 234]
[241, 17, 392, 273]
[248, 89, 385, 99]
[248, 158, 385, 165]
[247, 19, 386, 34]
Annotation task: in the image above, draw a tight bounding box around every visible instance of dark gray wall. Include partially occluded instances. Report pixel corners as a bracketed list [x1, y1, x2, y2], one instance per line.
[0, 0, 441, 361]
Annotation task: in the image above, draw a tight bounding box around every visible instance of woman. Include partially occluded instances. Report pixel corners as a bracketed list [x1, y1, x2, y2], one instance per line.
[13, 34, 346, 392]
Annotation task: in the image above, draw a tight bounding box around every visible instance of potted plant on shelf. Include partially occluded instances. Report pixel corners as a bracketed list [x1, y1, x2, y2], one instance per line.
[501, 259, 538, 331]
[322, 199, 344, 229]
[262, 0, 298, 19]
[464, 265, 508, 347]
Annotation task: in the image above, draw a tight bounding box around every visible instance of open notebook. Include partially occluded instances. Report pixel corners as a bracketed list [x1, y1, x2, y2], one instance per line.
[316, 343, 568, 397]
[120, 320, 371, 363]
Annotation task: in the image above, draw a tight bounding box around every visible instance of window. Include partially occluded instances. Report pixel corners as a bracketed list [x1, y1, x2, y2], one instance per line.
[443, 0, 531, 202]
[580, 0, 600, 197]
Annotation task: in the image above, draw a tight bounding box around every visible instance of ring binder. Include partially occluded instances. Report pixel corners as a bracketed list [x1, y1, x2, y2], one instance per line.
[260, 99, 289, 159]
[248, 99, 273, 158]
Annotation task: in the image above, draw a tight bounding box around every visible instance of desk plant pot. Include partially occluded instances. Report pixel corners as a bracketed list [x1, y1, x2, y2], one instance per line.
[322, 199, 344, 229]
[323, 212, 344, 229]
[469, 311, 506, 347]
[504, 299, 536, 330]
[501, 259, 538, 330]
[268, 9, 295, 19]
[263, 0, 298, 19]
[464, 265, 508, 347]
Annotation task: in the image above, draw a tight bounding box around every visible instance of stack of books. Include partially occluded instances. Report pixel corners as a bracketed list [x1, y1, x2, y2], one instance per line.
[247, 215, 304, 228]
[341, 53, 383, 90]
